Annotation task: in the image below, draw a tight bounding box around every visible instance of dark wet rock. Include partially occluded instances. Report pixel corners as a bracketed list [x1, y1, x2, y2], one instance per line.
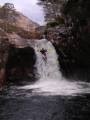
[0, 36, 10, 88]
[6, 46, 37, 86]
[45, 26, 90, 80]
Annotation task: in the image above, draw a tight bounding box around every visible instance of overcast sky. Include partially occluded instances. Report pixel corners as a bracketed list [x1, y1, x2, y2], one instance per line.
[0, 0, 45, 25]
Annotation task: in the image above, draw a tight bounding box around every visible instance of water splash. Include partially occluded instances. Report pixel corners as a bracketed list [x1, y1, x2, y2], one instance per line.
[19, 39, 90, 96]
[34, 39, 61, 80]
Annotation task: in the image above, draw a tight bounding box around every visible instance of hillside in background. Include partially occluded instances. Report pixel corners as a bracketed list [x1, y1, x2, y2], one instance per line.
[0, 3, 42, 39]
[14, 12, 39, 31]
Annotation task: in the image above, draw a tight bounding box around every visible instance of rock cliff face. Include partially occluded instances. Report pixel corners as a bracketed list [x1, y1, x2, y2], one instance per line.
[0, 10, 41, 39]
[0, 32, 37, 88]
[0, 32, 10, 89]
[0, 10, 39, 32]
[6, 46, 36, 85]
[0, 11, 40, 88]
[13, 12, 39, 32]
[46, 25, 90, 80]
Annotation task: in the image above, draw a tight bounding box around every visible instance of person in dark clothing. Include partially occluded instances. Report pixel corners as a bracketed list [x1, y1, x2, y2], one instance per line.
[40, 48, 47, 62]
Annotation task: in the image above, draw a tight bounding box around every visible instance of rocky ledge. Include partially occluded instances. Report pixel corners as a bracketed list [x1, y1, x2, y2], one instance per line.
[0, 31, 37, 89]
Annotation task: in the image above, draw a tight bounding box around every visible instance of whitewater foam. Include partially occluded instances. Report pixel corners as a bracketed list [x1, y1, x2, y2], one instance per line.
[19, 39, 90, 96]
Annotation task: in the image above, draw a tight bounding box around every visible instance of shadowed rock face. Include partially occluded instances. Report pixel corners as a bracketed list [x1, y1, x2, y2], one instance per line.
[0, 37, 10, 88]
[6, 46, 37, 85]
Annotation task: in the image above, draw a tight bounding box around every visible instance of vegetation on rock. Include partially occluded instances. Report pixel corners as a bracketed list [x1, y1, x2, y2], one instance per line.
[39, 0, 90, 79]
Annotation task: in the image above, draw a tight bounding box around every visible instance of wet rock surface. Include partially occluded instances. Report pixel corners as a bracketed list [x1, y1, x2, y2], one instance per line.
[0, 36, 10, 87]
[45, 26, 90, 80]
[6, 46, 37, 85]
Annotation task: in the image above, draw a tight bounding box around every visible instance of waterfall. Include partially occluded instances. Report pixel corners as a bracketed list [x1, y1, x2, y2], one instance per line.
[34, 39, 61, 81]
[19, 39, 90, 96]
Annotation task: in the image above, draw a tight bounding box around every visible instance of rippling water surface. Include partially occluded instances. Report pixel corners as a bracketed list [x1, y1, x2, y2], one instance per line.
[0, 39, 90, 120]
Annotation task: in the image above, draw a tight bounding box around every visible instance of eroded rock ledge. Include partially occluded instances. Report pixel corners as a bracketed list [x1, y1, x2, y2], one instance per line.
[0, 33, 37, 89]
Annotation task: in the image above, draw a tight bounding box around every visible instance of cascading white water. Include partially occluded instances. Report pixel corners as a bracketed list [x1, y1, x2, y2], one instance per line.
[34, 39, 61, 81]
[20, 39, 90, 96]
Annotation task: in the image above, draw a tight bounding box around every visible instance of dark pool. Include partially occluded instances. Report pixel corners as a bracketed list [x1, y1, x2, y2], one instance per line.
[0, 87, 90, 120]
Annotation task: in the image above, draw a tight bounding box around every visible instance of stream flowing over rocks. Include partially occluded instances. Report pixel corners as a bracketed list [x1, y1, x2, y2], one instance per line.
[0, 39, 90, 120]
[18, 39, 90, 96]
[0, 1, 90, 119]
[1, 38, 90, 96]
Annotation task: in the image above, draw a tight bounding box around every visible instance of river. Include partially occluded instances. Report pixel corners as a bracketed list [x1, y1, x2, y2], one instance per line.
[0, 39, 90, 120]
